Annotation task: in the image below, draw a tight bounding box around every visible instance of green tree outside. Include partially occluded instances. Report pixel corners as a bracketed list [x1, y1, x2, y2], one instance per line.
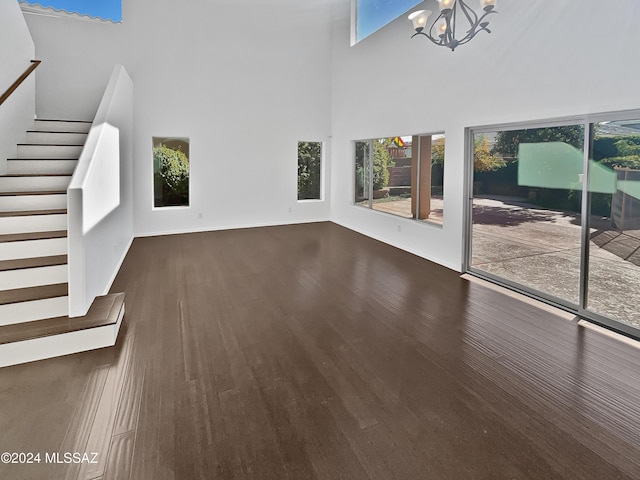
[474, 134, 505, 172]
[492, 125, 584, 161]
[298, 142, 322, 200]
[372, 139, 390, 190]
[153, 144, 189, 206]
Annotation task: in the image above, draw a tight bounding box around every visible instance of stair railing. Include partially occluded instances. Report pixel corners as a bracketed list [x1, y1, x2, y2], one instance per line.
[0, 60, 40, 107]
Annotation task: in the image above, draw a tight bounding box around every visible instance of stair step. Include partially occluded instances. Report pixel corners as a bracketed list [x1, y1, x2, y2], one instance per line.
[33, 119, 92, 133]
[0, 293, 125, 367]
[25, 131, 88, 145]
[0, 190, 66, 196]
[8, 158, 79, 161]
[0, 255, 67, 272]
[0, 209, 67, 217]
[0, 232, 68, 262]
[17, 144, 83, 159]
[0, 193, 67, 214]
[7, 159, 77, 175]
[3, 173, 73, 177]
[0, 262, 67, 290]
[0, 283, 68, 306]
[0, 175, 71, 193]
[18, 143, 84, 146]
[0, 213, 67, 235]
[0, 292, 123, 346]
[0, 295, 69, 326]
[0, 236, 67, 262]
[0, 231, 67, 243]
[0, 284, 69, 326]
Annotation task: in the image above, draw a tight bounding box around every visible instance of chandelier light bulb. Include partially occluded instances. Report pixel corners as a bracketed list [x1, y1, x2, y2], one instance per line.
[408, 10, 432, 32]
[479, 0, 497, 10]
[439, 0, 456, 12]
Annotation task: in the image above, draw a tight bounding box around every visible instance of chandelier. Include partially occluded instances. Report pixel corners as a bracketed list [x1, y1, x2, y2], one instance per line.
[408, 0, 498, 51]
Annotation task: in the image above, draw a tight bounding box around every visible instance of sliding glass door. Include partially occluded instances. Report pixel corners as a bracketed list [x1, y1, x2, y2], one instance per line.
[467, 114, 640, 336]
[468, 123, 585, 306]
[586, 120, 640, 329]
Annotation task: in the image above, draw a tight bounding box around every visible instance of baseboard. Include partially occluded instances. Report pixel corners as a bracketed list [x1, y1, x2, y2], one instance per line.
[102, 234, 133, 296]
[134, 217, 331, 239]
[330, 219, 461, 272]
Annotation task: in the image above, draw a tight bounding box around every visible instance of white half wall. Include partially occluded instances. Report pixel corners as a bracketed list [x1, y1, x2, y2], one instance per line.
[23, 0, 335, 237]
[68, 66, 134, 316]
[329, 0, 640, 272]
[0, 0, 35, 175]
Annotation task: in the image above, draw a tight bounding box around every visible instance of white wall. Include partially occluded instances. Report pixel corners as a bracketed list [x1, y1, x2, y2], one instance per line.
[330, 0, 640, 271]
[24, 0, 335, 237]
[68, 66, 134, 316]
[24, 0, 640, 274]
[0, 0, 35, 175]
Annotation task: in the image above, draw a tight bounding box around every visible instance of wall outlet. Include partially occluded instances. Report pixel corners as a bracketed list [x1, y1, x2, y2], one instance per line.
[198, 212, 203, 219]
[397, 225, 401, 233]
[288, 207, 292, 213]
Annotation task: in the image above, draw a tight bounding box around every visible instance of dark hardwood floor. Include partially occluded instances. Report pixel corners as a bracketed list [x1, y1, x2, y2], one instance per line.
[1, 221, 640, 479]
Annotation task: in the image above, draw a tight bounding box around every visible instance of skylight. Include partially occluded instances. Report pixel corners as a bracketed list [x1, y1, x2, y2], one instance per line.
[355, 0, 422, 43]
[18, 0, 122, 23]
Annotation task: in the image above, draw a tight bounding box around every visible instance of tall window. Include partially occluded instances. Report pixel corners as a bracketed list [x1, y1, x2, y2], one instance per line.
[298, 141, 322, 201]
[18, 0, 122, 22]
[354, 134, 444, 225]
[354, 0, 422, 43]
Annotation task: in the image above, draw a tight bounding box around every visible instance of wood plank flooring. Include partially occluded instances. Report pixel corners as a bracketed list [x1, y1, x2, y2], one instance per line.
[1, 221, 640, 479]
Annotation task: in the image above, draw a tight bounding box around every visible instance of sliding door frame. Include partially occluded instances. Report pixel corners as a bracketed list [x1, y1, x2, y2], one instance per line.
[463, 109, 640, 340]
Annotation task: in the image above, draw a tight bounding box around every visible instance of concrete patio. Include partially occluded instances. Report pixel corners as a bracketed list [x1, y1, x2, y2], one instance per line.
[370, 195, 444, 225]
[471, 196, 640, 329]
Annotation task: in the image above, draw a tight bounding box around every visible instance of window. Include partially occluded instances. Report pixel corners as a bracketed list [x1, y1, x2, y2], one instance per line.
[298, 141, 322, 201]
[467, 115, 640, 336]
[354, 0, 422, 43]
[354, 134, 444, 225]
[18, 0, 122, 22]
[153, 137, 190, 208]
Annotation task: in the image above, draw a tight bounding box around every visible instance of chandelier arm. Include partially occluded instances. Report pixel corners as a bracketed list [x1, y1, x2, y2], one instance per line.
[460, 9, 497, 43]
[411, 31, 446, 46]
[449, 8, 456, 45]
[457, 15, 495, 46]
[457, 23, 490, 46]
[476, 9, 497, 26]
[457, 0, 479, 29]
[430, 11, 448, 46]
[456, 32, 479, 46]
[431, 11, 446, 37]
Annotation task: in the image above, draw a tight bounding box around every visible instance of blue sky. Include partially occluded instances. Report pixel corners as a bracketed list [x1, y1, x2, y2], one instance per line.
[19, 0, 121, 22]
[20, 0, 412, 31]
[357, 0, 422, 42]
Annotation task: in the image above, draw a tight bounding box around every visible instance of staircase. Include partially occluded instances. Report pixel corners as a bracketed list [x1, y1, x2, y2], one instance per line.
[0, 120, 125, 368]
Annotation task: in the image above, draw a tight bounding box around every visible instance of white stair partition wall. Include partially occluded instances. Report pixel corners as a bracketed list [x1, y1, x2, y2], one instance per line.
[68, 65, 134, 317]
[0, 0, 36, 175]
